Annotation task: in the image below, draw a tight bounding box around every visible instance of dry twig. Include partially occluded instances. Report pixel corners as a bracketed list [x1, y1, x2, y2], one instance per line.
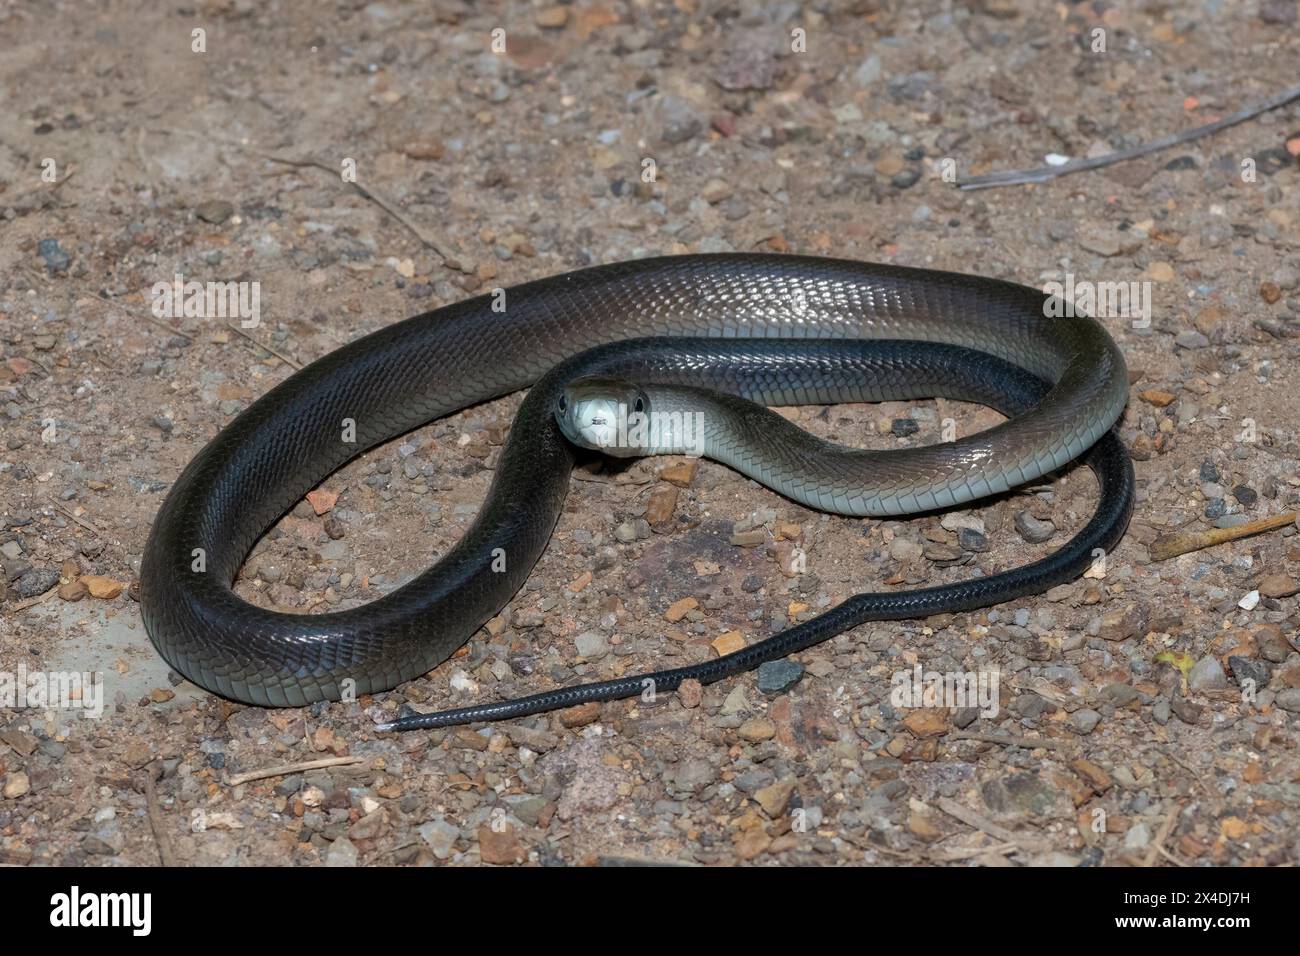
[1143, 803, 1182, 867]
[143, 128, 471, 273]
[10, 585, 59, 611]
[949, 730, 1072, 752]
[264, 154, 470, 272]
[1149, 512, 1296, 561]
[225, 755, 366, 786]
[959, 81, 1300, 190]
[225, 321, 302, 370]
[48, 499, 103, 538]
[144, 761, 178, 866]
[935, 797, 1050, 852]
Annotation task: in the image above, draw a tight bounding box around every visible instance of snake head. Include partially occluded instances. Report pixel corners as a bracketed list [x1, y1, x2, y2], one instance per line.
[555, 377, 651, 457]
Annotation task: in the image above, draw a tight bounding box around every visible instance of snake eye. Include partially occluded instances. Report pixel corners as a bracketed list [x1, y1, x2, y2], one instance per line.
[634, 396, 645, 413]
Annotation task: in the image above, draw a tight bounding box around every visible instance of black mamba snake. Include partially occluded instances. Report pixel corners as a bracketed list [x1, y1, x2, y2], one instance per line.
[138, 254, 1132, 731]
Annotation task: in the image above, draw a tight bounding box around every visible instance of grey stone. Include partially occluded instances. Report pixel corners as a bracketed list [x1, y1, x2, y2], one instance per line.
[655, 95, 704, 145]
[984, 772, 1056, 816]
[1187, 656, 1229, 692]
[1170, 693, 1204, 725]
[757, 660, 804, 694]
[325, 836, 359, 866]
[669, 758, 716, 794]
[195, 200, 234, 224]
[38, 238, 71, 274]
[1275, 688, 1300, 713]
[1232, 484, 1258, 507]
[1099, 682, 1141, 706]
[504, 795, 548, 827]
[82, 825, 124, 855]
[1124, 822, 1150, 850]
[852, 54, 882, 87]
[1014, 510, 1055, 543]
[13, 568, 58, 598]
[887, 71, 937, 101]
[1071, 709, 1102, 734]
[890, 168, 921, 190]
[418, 817, 460, 859]
[720, 685, 749, 716]
[1080, 232, 1121, 257]
[1228, 656, 1270, 689]
[574, 631, 609, 660]
[888, 537, 923, 561]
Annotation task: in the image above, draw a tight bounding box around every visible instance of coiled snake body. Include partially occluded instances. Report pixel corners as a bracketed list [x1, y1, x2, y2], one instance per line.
[139, 254, 1131, 729]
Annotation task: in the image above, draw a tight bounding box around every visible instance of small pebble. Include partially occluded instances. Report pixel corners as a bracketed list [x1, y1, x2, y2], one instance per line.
[890, 168, 921, 190]
[677, 678, 703, 708]
[574, 631, 609, 660]
[195, 200, 235, 224]
[325, 837, 359, 867]
[38, 238, 71, 274]
[757, 660, 804, 694]
[1187, 656, 1229, 692]
[1258, 573, 1298, 598]
[1071, 709, 1102, 734]
[2, 771, 31, 799]
[14, 568, 58, 598]
[1227, 656, 1270, 688]
[1014, 510, 1055, 543]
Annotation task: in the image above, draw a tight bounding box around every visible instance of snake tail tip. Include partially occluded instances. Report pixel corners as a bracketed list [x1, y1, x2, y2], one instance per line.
[372, 721, 396, 733]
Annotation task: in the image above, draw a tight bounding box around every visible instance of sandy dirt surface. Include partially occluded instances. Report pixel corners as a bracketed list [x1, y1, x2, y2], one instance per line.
[2, 0, 1299, 867]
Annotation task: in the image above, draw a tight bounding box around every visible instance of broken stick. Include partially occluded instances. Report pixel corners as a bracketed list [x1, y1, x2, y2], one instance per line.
[959, 81, 1300, 190]
[1149, 512, 1297, 562]
[225, 755, 366, 786]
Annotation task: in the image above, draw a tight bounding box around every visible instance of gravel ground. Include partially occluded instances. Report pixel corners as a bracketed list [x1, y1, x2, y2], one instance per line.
[2, 0, 1300, 867]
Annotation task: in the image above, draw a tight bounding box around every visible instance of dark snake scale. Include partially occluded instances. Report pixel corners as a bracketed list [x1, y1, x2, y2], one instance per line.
[138, 254, 1132, 730]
